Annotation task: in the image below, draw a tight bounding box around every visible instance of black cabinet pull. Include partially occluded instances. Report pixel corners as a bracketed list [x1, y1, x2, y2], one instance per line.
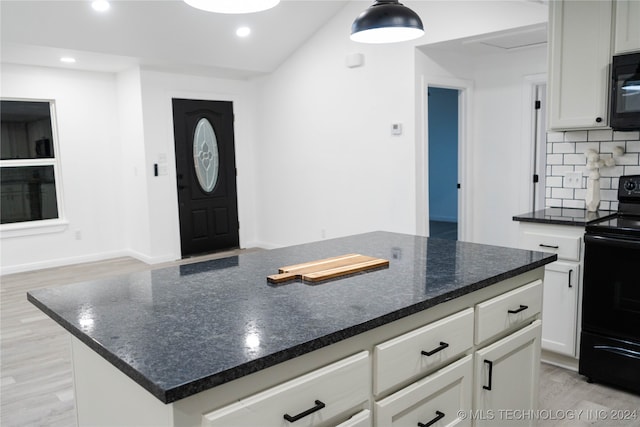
[595, 117, 603, 123]
[539, 244, 559, 249]
[483, 360, 493, 390]
[283, 400, 325, 423]
[421, 342, 449, 356]
[568, 269, 573, 288]
[508, 304, 528, 314]
[418, 410, 445, 427]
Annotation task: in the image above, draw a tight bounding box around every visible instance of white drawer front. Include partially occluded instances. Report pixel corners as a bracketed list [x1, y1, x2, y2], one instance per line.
[374, 308, 473, 395]
[475, 280, 542, 345]
[336, 409, 371, 427]
[520, 231, 581, 261]
[202, 351, 370, 427]
[375, 355, 473, 427]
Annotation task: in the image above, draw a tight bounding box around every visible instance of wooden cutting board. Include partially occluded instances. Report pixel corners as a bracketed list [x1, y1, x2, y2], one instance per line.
[267, 253, 389, 284]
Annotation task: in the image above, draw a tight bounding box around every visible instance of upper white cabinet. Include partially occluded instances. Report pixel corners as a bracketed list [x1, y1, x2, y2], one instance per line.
[614, 0, 640, 54]
[548, 0, 613, 130]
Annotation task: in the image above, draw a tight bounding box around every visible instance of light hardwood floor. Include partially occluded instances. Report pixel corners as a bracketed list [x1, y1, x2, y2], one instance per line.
[2, 254, 639, 426]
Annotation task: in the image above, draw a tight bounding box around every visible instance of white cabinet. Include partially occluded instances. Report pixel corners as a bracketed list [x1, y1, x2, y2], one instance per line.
[614, 0, 640, 54]
[375, 355, 473, 427]
[548, 0, 613, 130]
[202, 352, 370, 427]
[516, 222, 584, 367]
[541, 261, 580, 356]
[473, 321, 542, 427]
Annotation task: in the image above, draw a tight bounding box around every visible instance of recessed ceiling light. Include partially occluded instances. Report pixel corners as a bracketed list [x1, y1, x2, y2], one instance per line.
[60, 57, 76, 63]
[183, 0, 279, 14]
[236, 27, 251, 37]
[92, 0, 110, 12]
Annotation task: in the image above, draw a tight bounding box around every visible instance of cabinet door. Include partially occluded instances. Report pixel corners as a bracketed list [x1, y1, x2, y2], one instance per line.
[614, 0, 640, 54]
[548, 0, 613, 130]
[375, 355, 472, 427]
[541, 262, 580, 356]
[474, 321, 542, 427]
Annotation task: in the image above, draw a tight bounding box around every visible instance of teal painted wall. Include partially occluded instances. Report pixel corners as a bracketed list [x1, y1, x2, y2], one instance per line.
[428, 87, 458, 223]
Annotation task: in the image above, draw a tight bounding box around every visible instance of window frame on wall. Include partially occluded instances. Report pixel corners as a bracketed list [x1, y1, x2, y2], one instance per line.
[1, 98, 67, 237]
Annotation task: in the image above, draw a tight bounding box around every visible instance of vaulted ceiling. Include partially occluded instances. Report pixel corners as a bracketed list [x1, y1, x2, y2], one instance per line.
[0, 0, 349, 79]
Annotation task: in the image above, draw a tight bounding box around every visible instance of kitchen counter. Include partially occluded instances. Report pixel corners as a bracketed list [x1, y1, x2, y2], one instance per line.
[28, 231, 556, 409]
[513, 207, 615, 226]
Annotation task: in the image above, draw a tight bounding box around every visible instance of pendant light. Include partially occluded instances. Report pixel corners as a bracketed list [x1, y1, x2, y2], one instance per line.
[183, 0, 280, 14]
[351, 0, 424, 44]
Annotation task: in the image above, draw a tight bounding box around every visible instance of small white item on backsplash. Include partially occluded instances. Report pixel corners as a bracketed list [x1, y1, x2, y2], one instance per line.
[582, 147, 626, 212]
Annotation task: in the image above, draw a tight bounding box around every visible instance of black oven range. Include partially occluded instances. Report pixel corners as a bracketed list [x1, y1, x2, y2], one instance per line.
[580, 175, 640, 394]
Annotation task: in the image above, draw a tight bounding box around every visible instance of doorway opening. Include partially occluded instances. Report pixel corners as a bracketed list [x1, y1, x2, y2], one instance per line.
[428, 86, 460, 240]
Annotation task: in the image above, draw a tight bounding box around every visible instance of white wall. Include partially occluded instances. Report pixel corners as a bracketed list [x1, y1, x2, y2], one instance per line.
[1, 64, 125, 273]
[252, 0, 548, 248]
[0, 0, 549, 272]
[137, 69, 259, 259]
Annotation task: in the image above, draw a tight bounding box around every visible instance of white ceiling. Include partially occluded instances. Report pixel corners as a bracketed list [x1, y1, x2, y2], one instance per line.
[0, 0, 350, 79]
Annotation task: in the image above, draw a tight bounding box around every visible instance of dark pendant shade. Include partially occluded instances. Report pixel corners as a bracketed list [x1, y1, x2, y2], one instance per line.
[351, 0, 424, 44]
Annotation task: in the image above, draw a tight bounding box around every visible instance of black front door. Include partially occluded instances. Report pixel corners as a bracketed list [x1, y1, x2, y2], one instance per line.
[172, 99, 239, 256]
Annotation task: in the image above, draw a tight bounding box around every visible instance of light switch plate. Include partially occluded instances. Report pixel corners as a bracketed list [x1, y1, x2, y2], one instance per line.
[565, 171, 583, 188]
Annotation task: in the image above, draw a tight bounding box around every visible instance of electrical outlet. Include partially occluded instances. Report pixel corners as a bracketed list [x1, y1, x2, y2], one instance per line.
[565, 171, 583, 189]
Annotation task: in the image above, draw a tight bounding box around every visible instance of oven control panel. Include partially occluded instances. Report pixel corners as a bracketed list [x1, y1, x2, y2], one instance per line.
[619, 175, 640, 199]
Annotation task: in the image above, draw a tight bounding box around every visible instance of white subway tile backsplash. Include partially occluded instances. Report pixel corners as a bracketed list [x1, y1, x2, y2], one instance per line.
[552, 165, 575, 175]
[545, 130, 640, 210]
[547, 131, 564, 143]
[600, 165, 625, 177]
[552, 142, 575, 153]
[552, 187, 574, 199]
[547, 153, 564, 165]
[626, 140, 640, 152]
[575, 142, 600, 155]
[547, 176, 563, 187]
[563, 199, 585, 209]
[565, 131, 588, 142]
[588, 129, 613, 141]
[617, 153, 640, 165]
[624, 165, 640, 175]
[613, 130, 640, 141]
[563, 153, 587, 165]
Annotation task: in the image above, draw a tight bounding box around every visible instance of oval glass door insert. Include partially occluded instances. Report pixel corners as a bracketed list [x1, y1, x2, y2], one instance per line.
[193, 118, 219, 193]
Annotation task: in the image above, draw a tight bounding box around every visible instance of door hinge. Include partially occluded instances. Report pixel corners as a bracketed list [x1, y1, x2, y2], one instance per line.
[534, 100, 541, 110]
[533, 174, 539, 183]
[457, 183, 461, 189]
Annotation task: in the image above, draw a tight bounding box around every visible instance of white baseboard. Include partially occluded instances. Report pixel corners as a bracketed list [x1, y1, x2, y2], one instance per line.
[541, 349, 579, 372]
[0, 249, 183, 276]
[1, 250, 133, 276]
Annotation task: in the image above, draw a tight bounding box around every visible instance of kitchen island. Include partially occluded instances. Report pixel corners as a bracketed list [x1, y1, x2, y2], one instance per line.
[28, 231, 557, 427]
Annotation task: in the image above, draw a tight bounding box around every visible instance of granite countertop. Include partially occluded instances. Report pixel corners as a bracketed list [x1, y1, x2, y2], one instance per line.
[28, 231, 557, 404]
[513, 207, 616, 226]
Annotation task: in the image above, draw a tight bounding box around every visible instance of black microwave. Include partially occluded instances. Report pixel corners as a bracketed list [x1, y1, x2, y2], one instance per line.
[610, 52, 640, 130]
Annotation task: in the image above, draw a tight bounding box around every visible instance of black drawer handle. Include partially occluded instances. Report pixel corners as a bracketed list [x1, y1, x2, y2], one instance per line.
[283, 400, 325, 423]
[483, 359, 493, 390]
[539, 244, 559, 249]
[508, 304, 528, 314]
[568, 269, 573, 288]
[418, 410, 445, 427]
[421, 342, 449, 356]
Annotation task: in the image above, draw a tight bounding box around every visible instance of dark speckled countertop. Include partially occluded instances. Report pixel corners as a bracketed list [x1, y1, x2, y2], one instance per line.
[513, 207, 616, 226]
[28, 231, 556, 404]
